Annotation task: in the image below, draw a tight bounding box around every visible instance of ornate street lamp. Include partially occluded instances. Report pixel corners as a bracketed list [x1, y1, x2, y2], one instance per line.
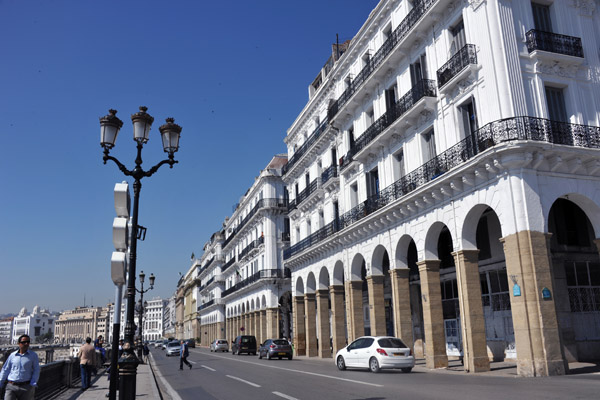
[136, 271, 155, 359]
[100, 107, 181, 400]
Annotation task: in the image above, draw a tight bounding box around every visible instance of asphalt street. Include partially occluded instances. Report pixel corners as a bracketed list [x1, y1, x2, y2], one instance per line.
[150, 347, 599, 400]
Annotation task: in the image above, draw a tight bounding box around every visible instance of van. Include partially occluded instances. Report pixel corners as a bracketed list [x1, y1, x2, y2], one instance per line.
[232, 335, 257, 355]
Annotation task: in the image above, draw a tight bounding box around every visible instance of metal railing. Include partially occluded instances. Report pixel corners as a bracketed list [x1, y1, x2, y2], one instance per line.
[328, 0, 438, 121]
[321, 164, 338, 184]
[238, 236, 264, 260]
[292, 179, 319, 209]
[526, 29, 584, 58]
[223, 198, 288, 247]
[284, 116, 600, 260]
[198, 299, 215, 311]
[222, 268, 291, 297]
[283, 120, 329, 175]
[221, 257, 236, 273]
[437, 44, 477, 88]
[339, 80, 436, 170]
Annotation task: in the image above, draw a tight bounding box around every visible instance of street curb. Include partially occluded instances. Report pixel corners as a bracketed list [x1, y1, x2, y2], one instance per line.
[148, 353, 183, 400]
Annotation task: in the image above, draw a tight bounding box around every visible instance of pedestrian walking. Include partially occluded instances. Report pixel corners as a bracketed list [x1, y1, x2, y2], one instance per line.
[143, 342, 150, 364]
[179, 340, 192, 370]
[0, 334, 40, 400]
[77, 337, 95, 390]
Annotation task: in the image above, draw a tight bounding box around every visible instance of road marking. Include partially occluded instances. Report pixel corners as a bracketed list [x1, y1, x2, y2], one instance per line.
[189, 360, 197, 364]
[196, 350, 383, 388]
[202, 365, 216, 371]
[148, 353, 184, 400]
[273, 391, 299, 400]
[226, 375, 261, 387]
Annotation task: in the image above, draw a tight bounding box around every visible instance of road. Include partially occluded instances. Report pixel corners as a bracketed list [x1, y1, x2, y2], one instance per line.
[150, 347, 599, 400]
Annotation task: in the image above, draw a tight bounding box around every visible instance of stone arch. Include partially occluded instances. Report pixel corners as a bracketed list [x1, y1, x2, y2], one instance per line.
[262, 294, 267, 309]
[371, 244, 390, 275]
[424, 221, 450, 260]
[295, 276, 305, 296]
[547, 193, 600, 237]
[350, 253, 366, 281]
[460, 204, 502, 250]
[395, 234, 418, 270]
[250, 299, 255, 311]
[306, 272, 317, 294]
[333, 261, 345, 285]
[318, 267, 330, 290]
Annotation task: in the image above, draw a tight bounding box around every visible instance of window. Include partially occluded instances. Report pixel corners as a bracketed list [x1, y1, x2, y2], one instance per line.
[449, 19, 466, 56]
[307, 219, 312, 236]
[365, 108, 374, 128]
[410, 53, 428, 86]
[545, 86, 568, 122]
[423, 129, 437, 161]
[385, 84, 398, 112]
[458, 99, 478, 139]
[319, 210, 324, 228]
[393, 148, 406, 181]
[367, 168, 379, 199]
[350, 183, 359, 208]
[348, 126, 355, 150]
[566, 262, 600, 312]
[305, 173, 310, 188]
[532, 2, 552, 32]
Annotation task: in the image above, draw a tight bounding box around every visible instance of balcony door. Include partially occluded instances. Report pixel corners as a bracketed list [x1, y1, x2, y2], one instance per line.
[545, 86, 568, 122]
[532, 2, 552, 32]
[410, 53, 428, 87]
[367, 168, 380, 200]
[449, 19, 466, 56]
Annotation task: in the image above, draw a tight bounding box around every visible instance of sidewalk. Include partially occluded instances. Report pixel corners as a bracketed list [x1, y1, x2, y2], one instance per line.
[54, 362, 160, 400]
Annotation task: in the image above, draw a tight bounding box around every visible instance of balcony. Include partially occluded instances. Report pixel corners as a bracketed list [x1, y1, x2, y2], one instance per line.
[222, 268, 291, 298]
[238, 236, 264, 260]
[223, 198, 288, 248]
[197, 299, 214, 311]
[328, 0, 442, 122]
[284, 116, 600, 260]
[221, 257, 236, 273]
[526, 30, 584, 58]
[283, 120, 331, 177]
[437, 44, 479, 93]
[339, 80, 437, 171]
[321, 164, 338, 185]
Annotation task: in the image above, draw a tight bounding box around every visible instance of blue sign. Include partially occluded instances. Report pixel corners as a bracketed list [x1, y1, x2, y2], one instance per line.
[513, 284, 521, 297]
[542, 287, 552, 300]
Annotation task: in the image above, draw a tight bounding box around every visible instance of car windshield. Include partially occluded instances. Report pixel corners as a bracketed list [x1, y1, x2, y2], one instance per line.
[273, 340, 288, 345]
[167, 342, 180, 348]
[377, 338, 407, 348]
[241, 338, 253, 343]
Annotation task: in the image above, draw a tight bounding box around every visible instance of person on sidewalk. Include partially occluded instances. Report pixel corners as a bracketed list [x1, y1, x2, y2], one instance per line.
[143, 342, 150, 364]
[0, 334, 40, 400]
[179, 340, 192, 370]
[77, 337, 95, 390]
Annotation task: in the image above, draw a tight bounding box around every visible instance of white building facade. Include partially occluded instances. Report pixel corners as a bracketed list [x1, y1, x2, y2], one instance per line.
[194, 155, 292, 346]
[283, 0, 600, 377]
[143, 298, 166, 341]
[0, 318, 14, 345]
[11, 306, 56, 344]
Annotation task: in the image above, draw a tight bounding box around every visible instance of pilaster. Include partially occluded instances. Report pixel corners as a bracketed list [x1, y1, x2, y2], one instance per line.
[330, 284, 347, 355]
[345, 280, 364, 341]
[305, 293, 318, 357]
[316, 289, 332, 358]
[390, 268, 413, 348]
[367, 275, 387, 336]
[418, 259, 448, 369]
[293, 296, 306, 356]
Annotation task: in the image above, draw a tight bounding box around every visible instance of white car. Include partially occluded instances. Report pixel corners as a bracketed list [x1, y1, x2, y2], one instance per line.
[166, 341, 182, 357]
[335, 336, 414, 373]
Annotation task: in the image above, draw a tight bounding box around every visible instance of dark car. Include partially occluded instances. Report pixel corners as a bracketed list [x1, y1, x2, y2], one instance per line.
[232, 335, 257, 355]
[258, 339, 293, 360]
[185, 338, 196, 348]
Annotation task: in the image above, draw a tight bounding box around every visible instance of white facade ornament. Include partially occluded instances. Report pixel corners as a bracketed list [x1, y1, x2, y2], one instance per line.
[469, 0, 486, 11]
[571, 0, 596, 16]
[536, 60, 579, 78]
[449, 76, 476, 99]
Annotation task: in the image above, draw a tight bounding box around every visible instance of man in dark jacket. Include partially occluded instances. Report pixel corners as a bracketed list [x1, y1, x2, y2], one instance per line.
[179, 340, 192, 370]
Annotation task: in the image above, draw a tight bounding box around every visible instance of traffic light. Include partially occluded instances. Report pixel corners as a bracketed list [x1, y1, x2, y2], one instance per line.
[111, 181, 130, 286]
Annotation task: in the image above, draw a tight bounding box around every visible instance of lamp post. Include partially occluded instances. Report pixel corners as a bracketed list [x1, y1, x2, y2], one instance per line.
[136, 271, 154, 360]
[100, 106, 181, 400]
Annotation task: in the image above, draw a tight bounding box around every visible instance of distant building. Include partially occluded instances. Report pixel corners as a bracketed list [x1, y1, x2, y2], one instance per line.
[54, 305, 109, 344]
[163, 295, 176, 339]
[11, 306, 56, 344]
[107, 297, 166, 342]
[0, 317, 14, 344]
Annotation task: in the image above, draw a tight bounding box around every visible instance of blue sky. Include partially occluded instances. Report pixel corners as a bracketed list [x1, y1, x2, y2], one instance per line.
[0, 0, 379, 314]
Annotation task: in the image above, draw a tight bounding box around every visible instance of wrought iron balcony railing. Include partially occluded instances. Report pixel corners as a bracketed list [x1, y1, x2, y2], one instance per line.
[238, 236, 264, 260]
[221, 257, 236, 273]
[223, 198, 288, 248]
[526, 29, 584, 58]
[283, 120, 329, 175]
[222, 268, 291, 297]
[321, 164, 338, 184]
[437, 44, 477, 88]
[328, 0, 438, 121]
[197, 299, 215, 311]
[198, 256, 215, 276]
[284, 116, 600, 260]
[339, 80, 436, 171]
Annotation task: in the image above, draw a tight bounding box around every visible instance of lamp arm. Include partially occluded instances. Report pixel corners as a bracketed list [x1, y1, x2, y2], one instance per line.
[103, 152, 133, 177]
[144, 157, 178, 177]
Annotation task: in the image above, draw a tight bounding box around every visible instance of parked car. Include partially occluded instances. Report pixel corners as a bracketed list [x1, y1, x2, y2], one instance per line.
[258, 339, 293, 360]
[166, 341, 182, 357]
[335, 336, 414, 373]
[161, 339, 169, 350]
[185, 338, 196, 348]
[153, 340, 162, 348]
[210, 339, 229, 352]
[231, 335, 257, 355]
